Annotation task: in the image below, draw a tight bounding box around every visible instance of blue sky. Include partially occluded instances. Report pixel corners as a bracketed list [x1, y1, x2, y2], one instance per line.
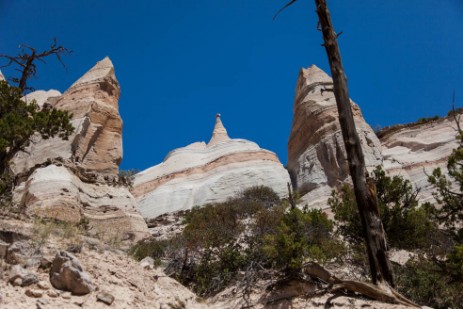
[1, 1, 462, 171]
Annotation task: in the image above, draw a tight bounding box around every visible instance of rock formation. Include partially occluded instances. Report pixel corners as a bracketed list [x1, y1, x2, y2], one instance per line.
[287, 65, 461, 208]
[380, 117, 461, 203]
[11, 58, 148, 241]
[133, 114, 291, 219]
[287, 65, 382, 208]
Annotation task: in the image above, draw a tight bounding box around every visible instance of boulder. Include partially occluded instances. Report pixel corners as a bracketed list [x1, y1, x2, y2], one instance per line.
[139, 256, 155, 270]
[8, 265, 39, 287]
[49, 251, 93, 295]
[287, 65, 382, 208]
[97, 292, 115, 305]
[133, 114, 291, 219]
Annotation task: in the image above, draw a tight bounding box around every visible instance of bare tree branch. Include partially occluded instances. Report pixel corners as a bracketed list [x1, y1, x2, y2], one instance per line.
[273, 0, 298, 20]
[0, 38, 72, 93]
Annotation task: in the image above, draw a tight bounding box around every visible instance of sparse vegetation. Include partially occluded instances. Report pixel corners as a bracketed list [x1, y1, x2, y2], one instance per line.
[32, 217, 85, 252]
[329, 158, 463, 308]
[118, 169, 139, 188]
[329, 166, 440, 251]
[130, 186, 343, 296]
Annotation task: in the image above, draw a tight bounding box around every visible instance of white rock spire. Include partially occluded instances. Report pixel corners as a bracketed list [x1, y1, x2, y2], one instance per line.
[208, 113, 230, 146]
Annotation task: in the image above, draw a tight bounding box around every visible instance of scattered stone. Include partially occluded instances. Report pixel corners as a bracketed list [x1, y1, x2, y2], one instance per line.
[11, 277, 23, 287]
[8, 264, 39, 287]
[47, 290, 59, 298]
[25, 289, 43, 298]
[61, 291, 72, 299]
[140, 256, 155, 270]
[36, 298, 49, 309]
[37, 281, 50, 290]
[5, 240, 34, 265]
[49, 251, 93, 295]
[97, 292, 115, 305]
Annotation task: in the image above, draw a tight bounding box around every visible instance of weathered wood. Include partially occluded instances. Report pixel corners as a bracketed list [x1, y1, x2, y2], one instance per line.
[314, 0, 394, 286]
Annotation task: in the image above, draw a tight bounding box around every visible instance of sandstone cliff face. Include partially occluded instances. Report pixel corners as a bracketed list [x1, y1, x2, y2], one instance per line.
[380, 117, 461, 203]
[13, 57, 122, 179]
[287, 65, 382, 207]
[11, 58, 148, 241]
[133, 115, 291, 219]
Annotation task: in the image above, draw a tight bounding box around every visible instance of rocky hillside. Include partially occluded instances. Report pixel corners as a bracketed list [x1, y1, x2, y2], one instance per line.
[133, 114, 290, 219]
[9, 58, 149, 242]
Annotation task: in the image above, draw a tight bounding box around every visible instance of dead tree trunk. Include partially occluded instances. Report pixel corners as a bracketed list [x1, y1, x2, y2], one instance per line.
[314, 0, 394, 287]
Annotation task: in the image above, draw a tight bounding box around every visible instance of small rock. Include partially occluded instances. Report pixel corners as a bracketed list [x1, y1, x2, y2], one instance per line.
[49, 251, 93, 295]
[61, 291, 72, 299]
[37, 281, 50, 290]
[11, 277, 23, 287]
[36, 298, 49, 309]
[139, 256, 155, 270]
[97, 292, 115, 305]
[47, 290, 59, 298]
[25, 289, 43, 298]
[8, 264, 39, 287]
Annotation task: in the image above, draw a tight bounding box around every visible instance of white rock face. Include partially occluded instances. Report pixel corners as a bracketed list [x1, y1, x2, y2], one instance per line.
[380, 117, 461, 204]
[11, 58, 148, 240]
[287, 66, 382, 208]
[22, 89, 61, 107]
[133, 115, 291, 219]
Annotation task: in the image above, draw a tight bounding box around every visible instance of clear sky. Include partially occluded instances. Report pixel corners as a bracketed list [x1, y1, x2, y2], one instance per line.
[1, 1, 462, 171]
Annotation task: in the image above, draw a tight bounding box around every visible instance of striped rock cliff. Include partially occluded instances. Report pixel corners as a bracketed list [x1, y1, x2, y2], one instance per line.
[11, 58, 148, 241]
[287, 65, 382, 208]
[379, 116, 461, 204]
[133, 114, 291, 219]
[287, 65, 460, 208]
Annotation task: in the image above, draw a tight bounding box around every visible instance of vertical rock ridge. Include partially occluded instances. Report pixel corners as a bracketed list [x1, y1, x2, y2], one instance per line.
[287, 65, 382, 208]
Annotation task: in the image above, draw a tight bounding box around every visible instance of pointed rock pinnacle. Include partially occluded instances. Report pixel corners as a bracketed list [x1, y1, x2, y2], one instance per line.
[208, 113, 230, 146]
[70, 57, 116, 88]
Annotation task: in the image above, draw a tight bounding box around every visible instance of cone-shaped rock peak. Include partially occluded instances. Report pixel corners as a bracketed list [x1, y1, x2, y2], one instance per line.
[71, 56, 116, 88]
[208, 114, 231, 146]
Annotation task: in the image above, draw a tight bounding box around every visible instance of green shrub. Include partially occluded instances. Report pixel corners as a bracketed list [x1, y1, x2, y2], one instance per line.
[117, 169, 139, 188]
[0, 81, 74, 204]
[131, 186, 344, 296]
[262, 207, 343, 275]
[329, 166, 440, 250]
[395, 254, 463, 309]
[239, 185, 280, 208]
